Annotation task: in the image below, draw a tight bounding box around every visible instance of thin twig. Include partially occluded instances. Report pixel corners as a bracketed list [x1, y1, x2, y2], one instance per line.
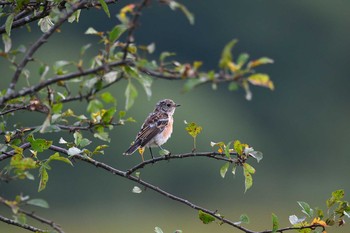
[0, 59, 131, 106]
[19, 209, 65, 233]
[126, 152, 237, 175]
[0, 214, 49, 233]
[122, 0, 150, 60]
[0, 142, 31, 161]
[0, 0, 120, 35]
[7, 1, 87, 95]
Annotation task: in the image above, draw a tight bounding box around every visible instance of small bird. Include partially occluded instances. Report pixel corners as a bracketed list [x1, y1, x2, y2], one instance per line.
[124, 99, 180, 160]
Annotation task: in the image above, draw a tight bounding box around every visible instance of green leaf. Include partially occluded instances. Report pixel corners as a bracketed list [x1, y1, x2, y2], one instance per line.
[2, 34, 11, 53]
[38, 166, 49, 192]
[52, 103, 63, 114]
[234, 140, 243, 155]
[248, 57, 274, 68]
[135, 74, 153, 100]
[198, 210, 215, 224]
[228, 82, 238, 91]
[239, 214, 250, 224]
[327, 189, 345, 208]
[125, 80, 138, 111]
[219, 39, 238, 68]
[93, 131, 110, 142]
[5, 13, 14, 36]
[109, 24, 127, 43]
[98, 0, 111, 17]
[48, 152, 73, 166]
[243, 167, 253, 192]
[159, 149, 170, 156]
[271, 213, 279, 233]
[160, 51, 176, 63]
[100, 92, 116, 104]
[224, 142, 231, 158]
[298, 201, 313, 218]
[154, 227, 164, 233]
[85, 27, 99, 35]
[93, 145, 108, 155]
[38, 16, 54, 33]
[87, 99, 103, 113]
[237, 53, 250, 66]
[185, 122, 202, 138]
[168, 1, 195, 25]
[27, 135, 52, 152]
[183, 79, 205, 93]
[231, 164, 237, 175]
[27, 199, 49, 208]
[10, 154, 37, 170]
[247, 73, 274, 90]
[220, 162, 230, 178]
[243, 163, 256, 174]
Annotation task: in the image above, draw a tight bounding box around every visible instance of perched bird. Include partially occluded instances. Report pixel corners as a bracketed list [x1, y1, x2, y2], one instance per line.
[124, 99, 180, 160]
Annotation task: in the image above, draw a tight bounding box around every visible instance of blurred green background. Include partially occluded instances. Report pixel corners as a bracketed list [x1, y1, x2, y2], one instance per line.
[1, 0, 350, 232]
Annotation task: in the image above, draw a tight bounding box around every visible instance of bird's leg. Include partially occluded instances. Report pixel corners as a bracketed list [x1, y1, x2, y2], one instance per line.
[149, 147, 154, 160]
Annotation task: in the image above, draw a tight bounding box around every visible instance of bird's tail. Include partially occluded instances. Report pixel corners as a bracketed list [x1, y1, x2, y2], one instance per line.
[123, 140, 141, 155]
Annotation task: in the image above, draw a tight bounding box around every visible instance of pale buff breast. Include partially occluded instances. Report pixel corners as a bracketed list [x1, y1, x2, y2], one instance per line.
[147, 116, 173, 147]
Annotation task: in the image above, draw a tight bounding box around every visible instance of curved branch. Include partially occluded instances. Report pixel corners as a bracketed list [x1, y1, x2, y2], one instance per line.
[0, 214, 49, 233]
[126, 152, 237, 175]
[0, 59, 131, 106]
[50, 150, 254, 233]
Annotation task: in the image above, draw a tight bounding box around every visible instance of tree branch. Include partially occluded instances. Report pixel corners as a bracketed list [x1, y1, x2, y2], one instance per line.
[0, 59, 131, 106]
[7, 1, 88, 95]
[0, 214, 49, 233]
[122, 0, 150, 60]
[0, 196, 65, 233]
[0, 142, 31, 161]
[19, 209, 64, 233]
[0, 0, 120, 35]
[126, 152, 237, 175]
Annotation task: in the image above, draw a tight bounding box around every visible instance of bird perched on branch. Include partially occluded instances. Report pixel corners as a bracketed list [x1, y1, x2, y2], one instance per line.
[124, 99, 180, 160]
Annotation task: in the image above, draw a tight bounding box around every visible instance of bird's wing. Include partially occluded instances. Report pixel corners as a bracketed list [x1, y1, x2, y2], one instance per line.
[136, 112, 169, 147]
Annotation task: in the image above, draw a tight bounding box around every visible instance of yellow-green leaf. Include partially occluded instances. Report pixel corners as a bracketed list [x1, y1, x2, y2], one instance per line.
[219, 39, 238, 68]
[38, 167, 49, 192]
[125, 80, 138, 111]
[220, 162, 230, 178]
[5, 13, 14, 36]
[248, 57, 274, 68]
[247, 73, 274, 90]
[185, 122, 202, 138]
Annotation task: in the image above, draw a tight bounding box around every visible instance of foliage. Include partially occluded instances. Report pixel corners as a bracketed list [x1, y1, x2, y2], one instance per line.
[0, 1, 347, 233]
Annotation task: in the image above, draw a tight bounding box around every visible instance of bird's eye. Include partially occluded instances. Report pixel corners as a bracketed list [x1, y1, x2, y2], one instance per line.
[167, 103, 171, 107]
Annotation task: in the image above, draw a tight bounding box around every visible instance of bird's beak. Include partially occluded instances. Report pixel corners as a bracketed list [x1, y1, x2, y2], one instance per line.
[176, 104, 181, 107]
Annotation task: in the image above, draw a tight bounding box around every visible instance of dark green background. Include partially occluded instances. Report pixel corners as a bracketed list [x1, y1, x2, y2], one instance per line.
[1, 0, 350, 232]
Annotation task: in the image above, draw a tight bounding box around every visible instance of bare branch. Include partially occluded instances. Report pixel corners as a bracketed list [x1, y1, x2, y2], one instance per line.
[19, 209, 65, 233]
[0, 214, 49, 233]
[126, 152, 237, 175]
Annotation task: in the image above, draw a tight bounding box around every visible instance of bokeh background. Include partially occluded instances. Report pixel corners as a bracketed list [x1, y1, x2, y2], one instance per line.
[1, 0, 350, 232]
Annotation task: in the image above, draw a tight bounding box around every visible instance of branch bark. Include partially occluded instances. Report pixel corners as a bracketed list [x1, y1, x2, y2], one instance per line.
[0, 214, 49, 233]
